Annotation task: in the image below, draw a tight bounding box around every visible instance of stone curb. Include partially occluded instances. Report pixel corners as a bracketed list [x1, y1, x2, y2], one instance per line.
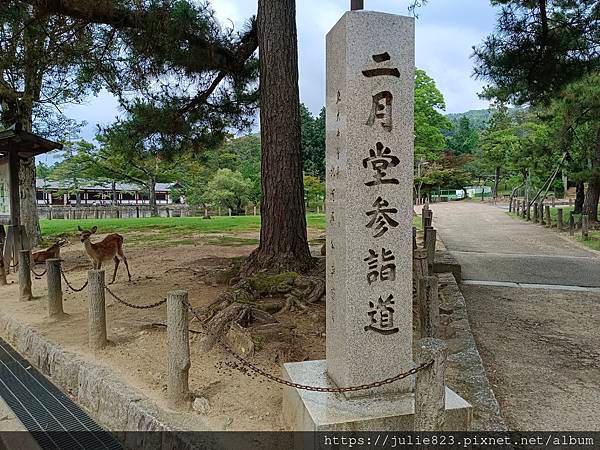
[0, 312, 201, 450]
[438, 272, 507, 431]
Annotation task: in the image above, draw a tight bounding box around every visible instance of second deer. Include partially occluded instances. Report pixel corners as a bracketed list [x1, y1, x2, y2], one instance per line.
[78, 226, 131, 284]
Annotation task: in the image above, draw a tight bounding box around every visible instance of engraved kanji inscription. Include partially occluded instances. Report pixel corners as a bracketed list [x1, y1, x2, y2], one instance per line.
[364, 248, 396, 284]
[366, 197, 399, 238]
[362, 142, 400, 186]
[366, 91, 393, 132]
[364, 294, 399, 335]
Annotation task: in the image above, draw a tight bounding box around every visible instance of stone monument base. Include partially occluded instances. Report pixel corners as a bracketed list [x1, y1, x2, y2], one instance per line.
[282, 360, 472, 431]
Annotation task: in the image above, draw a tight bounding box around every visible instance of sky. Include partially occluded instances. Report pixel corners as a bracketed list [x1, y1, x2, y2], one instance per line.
[61, 0, 499, 146]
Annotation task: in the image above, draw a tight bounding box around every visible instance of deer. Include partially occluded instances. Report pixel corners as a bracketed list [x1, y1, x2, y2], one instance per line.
[32, 239, 68, 265]
[78, 226, 131, 284]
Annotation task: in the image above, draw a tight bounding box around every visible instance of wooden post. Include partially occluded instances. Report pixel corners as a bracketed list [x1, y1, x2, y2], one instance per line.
[167, 290, 190, 410]
[569, 198, 573, 207]
[569, 212, 575, 236]
[425, 228, 437, 274]
[228, 208, 232, 217]
[414, 248, 428, 281]
[516, 200, 521, 215]
[94, 208, 99, 219]
[557, 208, 564, 231]
[582, 214, 589, 240]
[545, 205, 552, 228]
[48, 206, 52, 220]
[417, 276, 440, 338]
[508, 198, 513, 213]
[18, 250, 33, 302]
[526, 203, 531, 221]
[0, 225, 6, 285]
[551, 196, 555, 207]
[46, 258, 64, 319]
[253, 206, 257, 216]
[533, 203, 539, 223]
[412, 226, 417, 250]
[540, 203, 546, 225]
[415, 338, 447, 431]
[87, 270, 107, 350]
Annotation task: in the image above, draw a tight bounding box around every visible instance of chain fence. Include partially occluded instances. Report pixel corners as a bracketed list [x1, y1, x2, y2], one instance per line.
[52, 260, 434, 393]
[30, 266, 47, 277]
[104, 285, 167, 309]
[60, 267, 89, 292]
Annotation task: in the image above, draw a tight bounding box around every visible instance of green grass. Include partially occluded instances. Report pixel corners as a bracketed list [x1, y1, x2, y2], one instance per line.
[40, 214, 326, 241]
[412, 215, 422, 231]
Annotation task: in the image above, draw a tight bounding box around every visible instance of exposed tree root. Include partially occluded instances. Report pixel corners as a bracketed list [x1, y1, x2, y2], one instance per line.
[195, 258, 325, 351]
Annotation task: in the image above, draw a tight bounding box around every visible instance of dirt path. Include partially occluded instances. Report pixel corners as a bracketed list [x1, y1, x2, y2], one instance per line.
[427, 201, 600, 430]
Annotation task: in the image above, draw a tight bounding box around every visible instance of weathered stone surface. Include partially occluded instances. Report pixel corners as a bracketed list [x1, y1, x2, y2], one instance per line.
[325, 9, 415, 398]
[433, 250, 462, 282]
[192, 397, 211, 415]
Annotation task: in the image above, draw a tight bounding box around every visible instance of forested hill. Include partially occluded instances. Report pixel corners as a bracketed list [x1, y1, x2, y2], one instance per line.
[446, 107, 527, 131]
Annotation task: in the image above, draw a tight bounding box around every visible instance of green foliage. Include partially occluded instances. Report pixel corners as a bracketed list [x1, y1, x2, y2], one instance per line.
[49, 140, 97, 197]
[36, 161, 55, 179]
[303, 175, 325, 209]
[474, 0, 599, 105]
[300, 105, 326, 179]
[202, 168, 253, 212]
[414, 69, 451, 161]
[446, 116, 479, 155]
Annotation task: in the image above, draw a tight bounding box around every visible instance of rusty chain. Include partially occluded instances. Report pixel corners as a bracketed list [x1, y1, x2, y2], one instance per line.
[30, 266, 47, 277]
[60, 267, 89, 292]
[182, 299, 432, 393]
[104, 285, 167, 309]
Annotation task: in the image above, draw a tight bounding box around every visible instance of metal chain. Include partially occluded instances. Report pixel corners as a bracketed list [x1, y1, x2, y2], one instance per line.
[105, 285, 167, 310]
[30, 266, 47, 277]
[183, 300, 433, 393]
[60, 267, 89, 292]
[8, 261, 18, 269]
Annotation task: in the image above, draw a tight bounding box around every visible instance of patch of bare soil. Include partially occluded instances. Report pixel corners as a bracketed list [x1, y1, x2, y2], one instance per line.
[0, 234, 326, 431]
[461, 285, 600, 431]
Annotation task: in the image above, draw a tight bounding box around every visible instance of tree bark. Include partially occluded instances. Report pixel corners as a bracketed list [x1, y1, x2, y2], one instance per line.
[148, 179, 159, 217]
[493, 166, 501, 198]
[582, 127, 600, 222]
[574, 180, 585, 214]
[240, 0, 312, 276]
[112, 180, 117, 205]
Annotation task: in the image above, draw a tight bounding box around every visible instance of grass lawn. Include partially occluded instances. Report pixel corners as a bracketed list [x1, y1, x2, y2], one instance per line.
[40, 214, 326, 242]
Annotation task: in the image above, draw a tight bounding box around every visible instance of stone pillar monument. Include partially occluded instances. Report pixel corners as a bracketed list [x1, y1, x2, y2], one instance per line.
[282, 7, 471, 432]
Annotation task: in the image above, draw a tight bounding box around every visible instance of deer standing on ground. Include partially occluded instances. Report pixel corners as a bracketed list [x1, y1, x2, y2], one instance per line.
[78, 226, 131, 284]
[32, 238, 68, 265]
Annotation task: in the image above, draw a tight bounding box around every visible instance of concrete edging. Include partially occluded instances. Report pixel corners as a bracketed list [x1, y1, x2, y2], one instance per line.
[0, 312, 201, 450]
[438, 272, 507, 431]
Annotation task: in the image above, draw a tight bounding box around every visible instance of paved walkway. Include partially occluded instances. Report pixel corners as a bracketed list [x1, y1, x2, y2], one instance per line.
[428, 201, 600, 430]
[429, 201, 600, 287]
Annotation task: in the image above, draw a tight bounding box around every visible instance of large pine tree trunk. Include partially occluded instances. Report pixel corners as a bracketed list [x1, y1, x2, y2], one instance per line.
[18, 115, 41, 246]
[149, 180, 158, 217]
[582, 127, 600, 222]
[574, 180, 585, 214]
[240, 0, 312, 276]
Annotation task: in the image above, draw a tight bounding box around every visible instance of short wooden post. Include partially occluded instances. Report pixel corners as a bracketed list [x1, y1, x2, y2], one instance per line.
[48, 207, 52, 220]
[46, 259, 64, 319]
[167, 290, 190, 410]
[569, 212, 575, 236]
[417, 276, 440, 338]
[18, 250, 33, 302]
[526, 203, 531, 221]
[533, 203, 539, 223]
[582, 214, 589, 240]
[425, 228, 437, 274]
[87, 270, 107, 350]
[551, 196, 556, 207]
[0, 225, 6, 285]
[412, 226, 417, 250]
[516, 200, 521, 215]
[94, 208, 99, 219]
[414, 248, 428, 281]
[415, 338, 447, 431]
[136, 206, 140, 218]
[228, 208, 232, 217]
[253, 206, 257, 216]
[557, 208, 564, 231]
[545, 205, 551, 228]
[569, 198, 573, 207]
[540, 203, 546, 225]
[508, 198, 513, 213]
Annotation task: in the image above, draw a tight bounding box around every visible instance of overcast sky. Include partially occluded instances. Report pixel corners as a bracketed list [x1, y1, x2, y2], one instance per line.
[62, 0, 499, 144]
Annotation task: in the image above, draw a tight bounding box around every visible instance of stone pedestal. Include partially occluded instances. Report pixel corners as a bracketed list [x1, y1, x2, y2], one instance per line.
[283, 361, 471, 431]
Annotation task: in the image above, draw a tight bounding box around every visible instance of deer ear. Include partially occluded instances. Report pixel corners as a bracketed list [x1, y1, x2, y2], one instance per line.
[78, 225, 83, 232]
[91, 226, 97, 233]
